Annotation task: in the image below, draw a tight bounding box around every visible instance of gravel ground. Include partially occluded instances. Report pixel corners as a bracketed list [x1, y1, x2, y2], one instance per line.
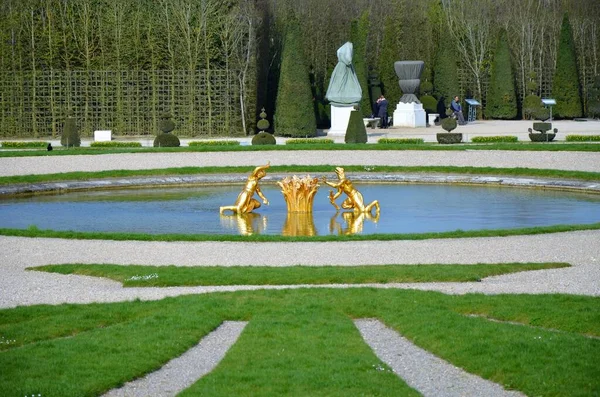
[2, 150, 600, 176]
[355, 319, 525, 397]
[103, 321, 247, 397]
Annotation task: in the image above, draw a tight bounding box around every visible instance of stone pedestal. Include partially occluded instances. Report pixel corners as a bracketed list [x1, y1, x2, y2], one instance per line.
[94, 130, 112, 141]
[328, 105, 354, 136]
[393, 102, 426, 128]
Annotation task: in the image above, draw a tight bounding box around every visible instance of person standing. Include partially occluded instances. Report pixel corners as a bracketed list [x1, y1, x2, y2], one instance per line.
[450, 96, 466, 125]
[377, 95, 389, 128]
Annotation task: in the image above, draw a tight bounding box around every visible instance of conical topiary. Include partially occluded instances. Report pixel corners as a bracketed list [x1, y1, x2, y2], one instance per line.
[61, 109, 80, 147]
[345, 109, 368, 144]
[485, 30, 517, 119]
[552, 13, 582, 118]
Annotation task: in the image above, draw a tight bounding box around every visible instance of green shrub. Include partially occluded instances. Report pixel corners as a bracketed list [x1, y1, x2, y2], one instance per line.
[344, 110, 368, 144]
[485, 30, 517, 119]
[420, 95, 437, 113]
[90, 141, 142, 148]
[552, 14, 583, 118]
[587, 75, 600, 118]
[286, 138, 334, 145]
[565, 135, 600, 142]
[159, 112, 175, 134]
[471, 136, 518, 143]
[1, 141, 48, 148]
[523, 95, 543, 120]
[188, 140, 240, 146]
[153, 133, 180, 147]
[350, 11, 371, 117]
[252, 132, 276, 145]
[433, 43, 460, 106]
[420, 81, 433, 95]
[257, 108, 270, 132]
[441, 117, 457, 132]
[378, 15, 402, 106]
[377, 138, 424, 144]
[436, 133, 462, 144]
[274, 19, 316, 137]
[61, 110, 80, 147]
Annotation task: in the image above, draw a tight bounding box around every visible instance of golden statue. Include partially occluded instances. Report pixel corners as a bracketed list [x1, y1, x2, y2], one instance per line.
[324, 167, 380, 215]
[220, 163, 270, 214]
[277, 175, 320, 213]
[282, 212, 317, 236]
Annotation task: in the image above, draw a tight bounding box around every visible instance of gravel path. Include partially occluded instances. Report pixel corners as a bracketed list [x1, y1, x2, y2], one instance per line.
[2, 230, 598, 309]
[103, 321, 247, 397]
[2, 150, 600, 176]
[355, 319, 525, 397]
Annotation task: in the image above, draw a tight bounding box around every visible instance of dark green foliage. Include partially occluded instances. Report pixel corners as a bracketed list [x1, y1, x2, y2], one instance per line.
[532, 122, 552, 133]
[158, 112, 175, 134]
[587, 76, 600, 118]
[153, 133, 180, 147]
[257, 108, 270, 131]
[344, 110, 368, 144]
[274, 21, 316, 137]
[436, 133, 462, 144]
[378, 16, 402, 106]
[61, 110, 80, 148]
[523, 95, 543, 120]
[433, 43, 460, 106]
[529, 133, 556, 142]
[90, 142, 142, 148]
[420, 95, 437, 113]
[552, 14, 582, 118]
[351, 12, 372, 117]
[1, 141, 48, 148]
[420, 81, 433, 95]
[485, 30, 517, 119]
[252, 132, 276, 145]
[534, 108, 551, 121]
[441, 117, 457, 132]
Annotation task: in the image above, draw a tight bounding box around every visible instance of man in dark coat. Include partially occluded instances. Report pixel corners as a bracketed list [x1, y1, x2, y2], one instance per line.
[377, 95, 389, 128]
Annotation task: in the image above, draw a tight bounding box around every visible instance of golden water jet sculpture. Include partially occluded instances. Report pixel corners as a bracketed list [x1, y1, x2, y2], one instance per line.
[220, 163, 270, 214]
[323, 167, 380, 215]
[277, 175, 320, 213]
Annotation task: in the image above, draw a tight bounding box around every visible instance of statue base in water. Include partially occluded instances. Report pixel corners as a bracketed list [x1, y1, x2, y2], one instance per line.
[393, 102, 426, 128]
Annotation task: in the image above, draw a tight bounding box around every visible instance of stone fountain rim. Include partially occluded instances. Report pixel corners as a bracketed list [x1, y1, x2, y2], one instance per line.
[0, 173, 598, 197]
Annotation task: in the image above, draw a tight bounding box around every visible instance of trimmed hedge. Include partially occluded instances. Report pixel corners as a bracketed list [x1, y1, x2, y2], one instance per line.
[378, 138, 424, 144]
[286, 138, 334, 145]
[153, 133, 180, 147]
[1, 141, 48, 148]
[188, 140, 240, 146]
[552, 14, 583, 118]
[344, 110, 368, 144]
[471, 136, 518, 143]
[565, 135, 600, 142]
[252, 132, 276, 145]
[436, 133, 462, 144]
[485, 30, 517, 119]
[90, 141, 142, 148]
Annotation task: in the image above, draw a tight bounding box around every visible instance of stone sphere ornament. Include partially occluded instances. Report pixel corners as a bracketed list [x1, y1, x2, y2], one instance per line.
[394, 61, 425, 104]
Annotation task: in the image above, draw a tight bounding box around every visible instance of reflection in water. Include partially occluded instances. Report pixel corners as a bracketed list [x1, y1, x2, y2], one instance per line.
[282, 212, 317, 236]
[220, 213, 268, 235]
[329, 211, 380, 235]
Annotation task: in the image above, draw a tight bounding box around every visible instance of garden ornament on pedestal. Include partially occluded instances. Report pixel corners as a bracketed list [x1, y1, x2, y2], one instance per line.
[392, 61, 427, 127]
[528, 109, 557, 142]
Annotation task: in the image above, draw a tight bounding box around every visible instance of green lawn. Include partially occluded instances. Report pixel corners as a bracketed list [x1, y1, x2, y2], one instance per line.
[31, 262, 570, 287]
[0, 289, 598, 396]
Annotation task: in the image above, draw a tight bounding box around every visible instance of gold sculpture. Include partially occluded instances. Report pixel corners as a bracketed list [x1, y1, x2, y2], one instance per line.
[324, 167, 380, 215]
[282, 212, 317, 236]
[277, 175, 320, 213]
[220, 163, 270, 214]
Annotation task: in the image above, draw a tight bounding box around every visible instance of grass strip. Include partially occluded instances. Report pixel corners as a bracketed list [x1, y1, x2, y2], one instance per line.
[3, 222, 600, 242]
[0, 290, 597, 396]
[0, 142, 599, 157]
[1, 165, 600, 186]
[30, 263, 568, 287]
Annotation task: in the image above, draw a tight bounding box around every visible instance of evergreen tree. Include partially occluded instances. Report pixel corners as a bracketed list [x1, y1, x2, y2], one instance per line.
[350, 11, 372, 117]
[485, 30, 517, 119]
[274, 19, 317, 137]
[552, 13, 582, 118]
[377, 15, 402, 106]
[433, 42, 460, 107]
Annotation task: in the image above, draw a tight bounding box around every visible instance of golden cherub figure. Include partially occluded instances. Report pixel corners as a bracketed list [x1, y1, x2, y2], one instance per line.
[220, 163, 270, 214]
[324, 167, 380, 215]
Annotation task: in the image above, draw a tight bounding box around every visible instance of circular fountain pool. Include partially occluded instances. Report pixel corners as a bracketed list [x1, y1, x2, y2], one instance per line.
[1, 182, 599, 236]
